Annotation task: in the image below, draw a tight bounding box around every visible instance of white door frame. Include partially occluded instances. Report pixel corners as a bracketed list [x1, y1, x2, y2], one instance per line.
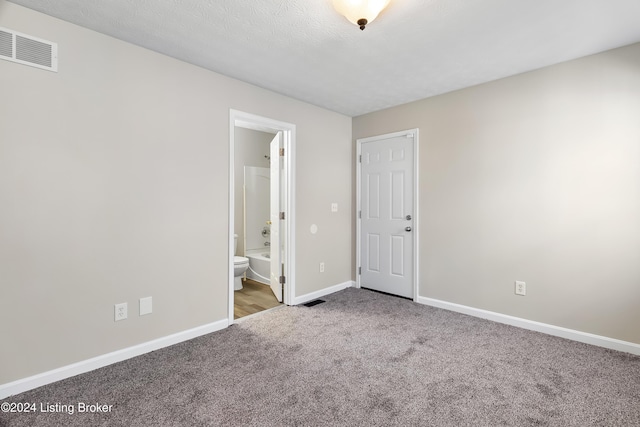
[356, 129, 419, 301]
[229, 109, 296, 323]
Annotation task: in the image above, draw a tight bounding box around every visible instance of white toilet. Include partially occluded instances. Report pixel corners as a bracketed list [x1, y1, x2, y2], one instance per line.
[233, 234, 249, 291]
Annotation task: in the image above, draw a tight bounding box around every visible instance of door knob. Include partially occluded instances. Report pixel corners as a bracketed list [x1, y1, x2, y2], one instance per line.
[405, 227, 412, 232]
[406, 215, 412, 221]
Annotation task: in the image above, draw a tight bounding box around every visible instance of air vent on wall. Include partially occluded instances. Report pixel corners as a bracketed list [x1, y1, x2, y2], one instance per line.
[0, 27, 57, 72]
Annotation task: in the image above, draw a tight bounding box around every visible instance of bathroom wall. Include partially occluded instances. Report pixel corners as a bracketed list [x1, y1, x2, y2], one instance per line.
[353, 42, 640, 345]
[244, 166, 270, 254]
[0, 2, 352, 386]
[233, 128, 273, 256]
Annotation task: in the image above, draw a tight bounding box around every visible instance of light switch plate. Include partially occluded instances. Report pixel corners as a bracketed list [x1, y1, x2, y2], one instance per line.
[139, 297, 152, 316]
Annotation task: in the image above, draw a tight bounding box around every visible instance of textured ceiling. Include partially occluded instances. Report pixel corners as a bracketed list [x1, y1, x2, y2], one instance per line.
[7, 0, 640, 117]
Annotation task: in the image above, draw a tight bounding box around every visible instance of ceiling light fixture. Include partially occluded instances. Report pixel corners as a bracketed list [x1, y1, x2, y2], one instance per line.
[332, 0, 391, 31]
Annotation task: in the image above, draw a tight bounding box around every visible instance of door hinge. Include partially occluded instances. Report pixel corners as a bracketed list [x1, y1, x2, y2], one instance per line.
[358, 267, 361, 275]
[279, 275, 286, 284]
[279, 148, 285, 157]
[279, 212, 285, 220]
[359, 154, 362, 163]
[359, 210, 361, 219]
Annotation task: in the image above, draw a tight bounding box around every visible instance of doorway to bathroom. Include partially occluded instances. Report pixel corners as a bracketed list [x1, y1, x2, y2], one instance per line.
[229, 110, 296, 322]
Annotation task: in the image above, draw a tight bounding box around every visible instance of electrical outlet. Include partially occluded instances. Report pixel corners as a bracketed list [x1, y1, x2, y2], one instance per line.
[319, 262, 325, 273]
[139, 297, 152, 316]
[515, 281, 526, 296]
[331, 203, 338, 212]
[114, 303, 127, 321]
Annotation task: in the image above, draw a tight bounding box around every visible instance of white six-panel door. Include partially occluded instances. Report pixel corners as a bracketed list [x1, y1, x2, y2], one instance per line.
[358, 131, 417, 299]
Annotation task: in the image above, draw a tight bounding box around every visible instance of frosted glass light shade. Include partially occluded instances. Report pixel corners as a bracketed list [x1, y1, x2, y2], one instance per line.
[332, 0, 391, 30]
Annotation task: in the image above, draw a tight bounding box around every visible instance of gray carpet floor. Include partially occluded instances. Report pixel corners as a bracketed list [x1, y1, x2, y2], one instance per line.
[2, 287, 639, 426]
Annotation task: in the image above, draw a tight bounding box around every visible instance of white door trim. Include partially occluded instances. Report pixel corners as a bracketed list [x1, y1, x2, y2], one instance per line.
[229, 110, 296, 323]
[356, 129, 419, 301]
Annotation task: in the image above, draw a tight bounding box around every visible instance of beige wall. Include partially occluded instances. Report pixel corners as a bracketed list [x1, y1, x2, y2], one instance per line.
[0, 2, 352, 384]
[353, 42, 640, 344]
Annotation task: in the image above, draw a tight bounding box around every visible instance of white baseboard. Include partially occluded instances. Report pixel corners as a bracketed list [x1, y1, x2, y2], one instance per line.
[417, 296, 640, 356]
[293, 281, 355, 305]
[0, 319, 229, 400]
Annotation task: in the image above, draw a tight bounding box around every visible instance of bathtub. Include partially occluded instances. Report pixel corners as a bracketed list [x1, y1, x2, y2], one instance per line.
[246, 252, 271, 285]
